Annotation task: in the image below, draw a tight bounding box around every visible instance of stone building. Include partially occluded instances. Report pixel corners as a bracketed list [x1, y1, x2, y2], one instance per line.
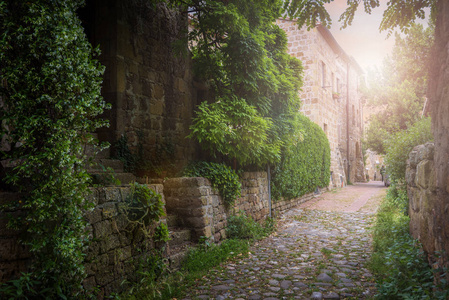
[78, 0, 199, 176]
[277, 20, 366, 187]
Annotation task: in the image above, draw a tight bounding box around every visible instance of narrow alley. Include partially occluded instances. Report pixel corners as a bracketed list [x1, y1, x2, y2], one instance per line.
[182, 182, 387, 300]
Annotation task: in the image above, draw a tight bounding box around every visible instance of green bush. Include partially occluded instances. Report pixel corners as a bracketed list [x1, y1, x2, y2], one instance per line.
[226, 212, 274, 240]
[384, 117, 433, 184]
[182, 161, 241, 205]
[271, 114, 331, 200]
[370, 186, 448, 299]
[182, 239, 250, 273]
[0, 0, 107, 297]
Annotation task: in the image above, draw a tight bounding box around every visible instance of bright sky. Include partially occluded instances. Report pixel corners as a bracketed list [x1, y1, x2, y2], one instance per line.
[324, 0, 400, 72]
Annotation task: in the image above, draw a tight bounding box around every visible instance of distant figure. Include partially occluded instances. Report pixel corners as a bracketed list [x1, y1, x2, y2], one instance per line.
[380, 165, 386, 182]
[374, 172, 377, 181]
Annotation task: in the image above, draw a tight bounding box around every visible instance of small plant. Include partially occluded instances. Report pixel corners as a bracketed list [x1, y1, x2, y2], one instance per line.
[369, 185, 448, 299]
[182, 161, 241, 205]
[226, 212, 274, 240]
[154, 223, 170, 243]
[120, 182, 166, 243]
[114, 133, 139, 172]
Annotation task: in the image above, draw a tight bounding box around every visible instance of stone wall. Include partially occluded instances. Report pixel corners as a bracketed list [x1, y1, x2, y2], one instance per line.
[83, 184, 165, 297]
[427, 0, 449, 268]
[0, 184, 166, 298]
[84, 0, 197, 174]
[164, 172, 270, 242]
[407, 143, 439, 261]
[164, 172, 316, 242]
[276, 20, 365, 187]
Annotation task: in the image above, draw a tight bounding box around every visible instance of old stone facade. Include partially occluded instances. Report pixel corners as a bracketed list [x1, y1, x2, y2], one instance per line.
[79, 0, 198, 175]
[276, 20, 365, 187]
[406, 143, 443, 266]
[426, 0, 449, 268]
[0, 172, 317, 296]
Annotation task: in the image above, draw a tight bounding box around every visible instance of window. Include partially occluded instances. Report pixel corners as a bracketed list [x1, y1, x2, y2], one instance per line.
[321, 61, 326, 87]
[331, 72, 335, 92]
[324, 123, 328, 136]
[352, 105, 355, 125]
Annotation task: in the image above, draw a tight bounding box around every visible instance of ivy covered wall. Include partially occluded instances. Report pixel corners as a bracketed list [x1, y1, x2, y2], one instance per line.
[271, 114, 331, 201]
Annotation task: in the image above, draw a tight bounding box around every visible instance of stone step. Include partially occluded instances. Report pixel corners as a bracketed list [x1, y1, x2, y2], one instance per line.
[83, 144, 111, 159]
[168, 228, 192, 248]
[166, 214, 179, 228]
[168, 241, 195, 270]
[87, 159, 124, 173]
[90, 172, 136, 186]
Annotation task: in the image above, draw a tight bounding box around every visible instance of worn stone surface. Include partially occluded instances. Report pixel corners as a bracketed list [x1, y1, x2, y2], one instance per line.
[165, 173, 317, 243]
[407, 142, 445, 267]
[181, 182, 385, 299]
[90, 0, 197, 175]
[276, 20, 365, 186]
[428, 0, 449, 270]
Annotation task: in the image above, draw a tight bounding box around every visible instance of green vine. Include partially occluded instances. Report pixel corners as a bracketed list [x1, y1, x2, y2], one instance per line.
[121, 182, 168, 242]
[0, 0, 108, 297]
[271, 114, 331, 201]
[182, 161, 241, 206]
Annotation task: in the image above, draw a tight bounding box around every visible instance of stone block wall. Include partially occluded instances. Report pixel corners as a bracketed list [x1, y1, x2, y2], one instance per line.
[83, 184, 165, 297]
[0, 184, 166, 298]
[428, 0, 449, 269]
[406, 143, 445, 266]
[276, 19, 365, 187]
[164, 172, 317, 242]
[164, 172, 271, 242]
[85, 0, 198, 174]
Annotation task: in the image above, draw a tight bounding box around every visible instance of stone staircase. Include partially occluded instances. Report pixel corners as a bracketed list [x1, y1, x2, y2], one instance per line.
[84, 136, 136, 186]
[166, 214, 195, 269]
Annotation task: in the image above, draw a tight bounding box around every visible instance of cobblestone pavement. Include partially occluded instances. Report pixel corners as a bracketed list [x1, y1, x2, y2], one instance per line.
[182, 182, 387, 300]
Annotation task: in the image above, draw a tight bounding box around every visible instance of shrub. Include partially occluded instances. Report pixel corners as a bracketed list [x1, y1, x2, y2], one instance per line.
[370, 186, 448, 299]
[271, 114, 331, 200]
[384, 117, 433, 184]
[0, 0, 107, 297]
[182, 161, 241, 205]
[226, 212, 274, 240]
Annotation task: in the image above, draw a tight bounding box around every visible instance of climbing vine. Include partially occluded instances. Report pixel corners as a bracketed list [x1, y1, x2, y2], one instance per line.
[0, 0, 108, 297]
[271, 114, 331, 201]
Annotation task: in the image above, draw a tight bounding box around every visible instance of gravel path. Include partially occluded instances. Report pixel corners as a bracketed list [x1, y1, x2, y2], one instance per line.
[182, 182, 387, 300]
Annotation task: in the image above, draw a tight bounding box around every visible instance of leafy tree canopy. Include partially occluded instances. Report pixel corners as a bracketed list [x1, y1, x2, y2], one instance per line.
[170, 0, 304, 166]
[364, 23, 434, 154]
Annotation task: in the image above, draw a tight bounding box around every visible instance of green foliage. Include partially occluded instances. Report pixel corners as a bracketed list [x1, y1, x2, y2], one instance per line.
[271, 114, 331, 201]
[119, 250, 178, 300]
[384, 117, 433, 184]
[189, 97, 279, 166]
[364, 24, 434, 154]
[370, 186, 448, 299]
[226, 212, 275, 240]
[171, 0, 303, 167]
[114, 133, 139, 172]
[124, 182, 165, 225]
[154, 223, 170, 243]
[0, 0, 107, 297]
[182, 239, 250, 273]
[182, 161, 241, 205]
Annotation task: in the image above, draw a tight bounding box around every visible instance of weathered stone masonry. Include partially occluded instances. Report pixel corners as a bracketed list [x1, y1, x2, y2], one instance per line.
[0, 172, 316, 296]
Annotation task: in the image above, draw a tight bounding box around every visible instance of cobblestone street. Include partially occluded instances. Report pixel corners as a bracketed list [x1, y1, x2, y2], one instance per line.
[182, 182, 387, 300]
